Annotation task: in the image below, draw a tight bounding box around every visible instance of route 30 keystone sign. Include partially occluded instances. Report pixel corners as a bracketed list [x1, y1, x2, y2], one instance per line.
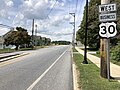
[99, 22, 117, 38]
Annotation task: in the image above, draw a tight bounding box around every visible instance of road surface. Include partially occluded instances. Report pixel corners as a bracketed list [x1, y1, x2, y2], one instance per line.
[0, 45, 73, 90]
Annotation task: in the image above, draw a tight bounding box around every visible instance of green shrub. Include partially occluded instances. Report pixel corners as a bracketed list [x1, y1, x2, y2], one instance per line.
[96, 50, 100, 55]
[111, 42, 120, 62]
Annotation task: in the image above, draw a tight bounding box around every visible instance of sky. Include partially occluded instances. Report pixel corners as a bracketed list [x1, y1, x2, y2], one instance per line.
[0, 0, 86, 41]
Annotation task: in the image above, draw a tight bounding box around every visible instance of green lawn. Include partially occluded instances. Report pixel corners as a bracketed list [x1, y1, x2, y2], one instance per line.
[73, 48, 78, 52]
[0, 46, 46, 54]
[73, 52, 120, 90]
[0, 48, 15, 54]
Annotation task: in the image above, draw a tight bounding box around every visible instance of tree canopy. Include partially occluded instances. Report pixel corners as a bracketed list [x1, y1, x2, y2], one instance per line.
[4, 27, 30, 50]
[52, 41, 71, 45]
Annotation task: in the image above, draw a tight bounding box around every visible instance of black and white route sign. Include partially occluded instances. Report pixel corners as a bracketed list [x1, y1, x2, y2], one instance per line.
[99, 22, 117, 38]
[99, 4, 116, 13]
[99, 13, 116, 22]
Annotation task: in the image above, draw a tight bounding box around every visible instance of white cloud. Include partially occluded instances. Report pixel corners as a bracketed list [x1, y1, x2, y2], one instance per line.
[48, 14, 70, 27]
[6, 0, 14, 7]
[0, 10, 7, 17]
[16, 13, 24, 19]
[20, 0, 55, 20]
[0, 0, 14, 18]
[0, 0, 86, 41]
[0, 27, 10, 36]
[53, 28, 73, 36]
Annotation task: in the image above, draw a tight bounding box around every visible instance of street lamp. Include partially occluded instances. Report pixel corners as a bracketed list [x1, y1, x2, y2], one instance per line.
[82, 0, 88, 64]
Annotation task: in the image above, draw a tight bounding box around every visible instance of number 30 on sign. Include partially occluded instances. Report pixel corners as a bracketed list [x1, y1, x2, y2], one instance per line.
[99, 22, 117, 38]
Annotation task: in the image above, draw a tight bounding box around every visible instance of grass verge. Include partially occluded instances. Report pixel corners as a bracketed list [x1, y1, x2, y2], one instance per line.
[73, 48, 78, 52]
[0, 48, 15, 54]
[0, 46, 46, 54]
[73, 51, 120, 90]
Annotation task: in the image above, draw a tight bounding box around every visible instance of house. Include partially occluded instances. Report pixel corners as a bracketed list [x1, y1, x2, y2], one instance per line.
[46, 38, 51, 45]
[32, 36, 51, 46]
[0, 36, 4, 49]
[0, 29, 15, 49]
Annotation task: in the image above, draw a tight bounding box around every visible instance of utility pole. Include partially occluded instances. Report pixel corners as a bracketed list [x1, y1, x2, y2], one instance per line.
[69, 13, 75, 48]
[35, 24, 37, 47]
[32, 19, 34, 47]
[82, 0, 88, 64]
[100, 0, 110, 79]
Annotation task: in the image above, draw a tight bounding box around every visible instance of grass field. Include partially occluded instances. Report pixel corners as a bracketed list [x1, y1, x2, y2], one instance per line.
[0, 48, 15, 54]
[73, 49, 120, 90]
[0, 46, 45, 54]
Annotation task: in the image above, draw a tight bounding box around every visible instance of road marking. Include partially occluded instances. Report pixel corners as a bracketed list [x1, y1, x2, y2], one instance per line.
[26, 47, 69, 90]
[0, 53, 29, 68]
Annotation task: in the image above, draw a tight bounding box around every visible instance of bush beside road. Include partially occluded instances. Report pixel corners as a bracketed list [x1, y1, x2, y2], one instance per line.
[91, 49, 120, 66]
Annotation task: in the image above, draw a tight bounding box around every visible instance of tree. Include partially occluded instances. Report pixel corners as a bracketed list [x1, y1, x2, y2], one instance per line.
[4, 27, 30, 50]
[76, 0, 120, 49]
[52, 41, 71, 45]
[111, 41, 120, 62]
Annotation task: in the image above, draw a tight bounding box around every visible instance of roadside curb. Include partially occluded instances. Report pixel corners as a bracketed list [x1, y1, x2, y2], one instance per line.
[71, 47, 80, 90]
[0, 53, 29, 62]
[72, 62, 80, 90]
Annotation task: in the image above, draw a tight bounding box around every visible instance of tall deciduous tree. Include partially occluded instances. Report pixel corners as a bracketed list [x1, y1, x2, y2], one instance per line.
[4, 27, 30, 50]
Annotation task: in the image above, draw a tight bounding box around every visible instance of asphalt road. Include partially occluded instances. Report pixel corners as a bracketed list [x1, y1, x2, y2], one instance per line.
[0, 45, 73, 90]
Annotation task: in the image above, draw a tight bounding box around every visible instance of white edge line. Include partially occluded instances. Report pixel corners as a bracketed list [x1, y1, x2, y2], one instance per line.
[26, 47, 69, 90]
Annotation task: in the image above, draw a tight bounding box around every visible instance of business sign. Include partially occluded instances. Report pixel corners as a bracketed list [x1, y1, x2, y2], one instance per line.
[99, 13, 116, 22]
[99, 4, 116, 13]
[99, 22, 117, 38]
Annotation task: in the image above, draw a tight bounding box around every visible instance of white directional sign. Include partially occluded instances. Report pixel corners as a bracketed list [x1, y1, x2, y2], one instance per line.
[99, 13, 116, 22]
[99, 4, 116, 13]
[99, 22, 117, 38]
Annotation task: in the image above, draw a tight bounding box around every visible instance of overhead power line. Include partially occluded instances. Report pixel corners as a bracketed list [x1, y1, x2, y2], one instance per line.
[76, 0, 84, 27]
[75, 0, 78, 13]
[0, 24, 14, 29]
[46, 0, 57, 19]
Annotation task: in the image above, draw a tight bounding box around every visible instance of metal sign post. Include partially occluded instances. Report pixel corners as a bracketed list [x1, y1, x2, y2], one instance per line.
[106, 39, 110, 80]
